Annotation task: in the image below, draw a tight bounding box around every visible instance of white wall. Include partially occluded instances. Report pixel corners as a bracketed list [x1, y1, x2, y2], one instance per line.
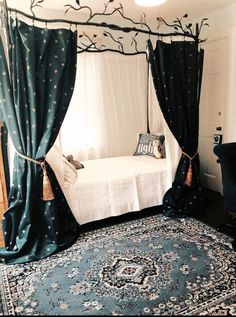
[200, 2, 236, 37]
[199, 3, 236, 142]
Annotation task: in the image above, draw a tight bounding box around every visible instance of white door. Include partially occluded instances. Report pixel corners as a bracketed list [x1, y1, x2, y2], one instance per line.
[199, 35, 228, 193]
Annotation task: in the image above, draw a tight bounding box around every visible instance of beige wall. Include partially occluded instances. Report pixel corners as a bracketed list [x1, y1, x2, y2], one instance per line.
[197, 3, 236, 142]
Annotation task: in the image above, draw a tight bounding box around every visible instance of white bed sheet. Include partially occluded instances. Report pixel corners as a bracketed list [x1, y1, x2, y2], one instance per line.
[47, 148, 171, 225]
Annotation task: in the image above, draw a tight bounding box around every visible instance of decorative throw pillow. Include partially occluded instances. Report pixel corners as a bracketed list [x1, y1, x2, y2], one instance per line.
[133, 133, 166, 159]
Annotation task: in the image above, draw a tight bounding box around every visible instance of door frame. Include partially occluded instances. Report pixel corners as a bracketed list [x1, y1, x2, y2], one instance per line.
[199, 30, 231, 193]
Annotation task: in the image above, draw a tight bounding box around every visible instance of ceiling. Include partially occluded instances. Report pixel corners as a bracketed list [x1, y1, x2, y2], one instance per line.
[73, 0, 236, 21]
[6, 0, 236, 22]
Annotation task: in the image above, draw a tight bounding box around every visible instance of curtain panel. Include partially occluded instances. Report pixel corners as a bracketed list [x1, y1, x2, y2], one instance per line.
[147, 39, 205, 217]
[0, 19, 79, 264]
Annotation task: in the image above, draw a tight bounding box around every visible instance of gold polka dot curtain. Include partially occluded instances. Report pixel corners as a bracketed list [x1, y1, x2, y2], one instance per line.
[148, 40, 205, 217]
[0, 19, 79, 264]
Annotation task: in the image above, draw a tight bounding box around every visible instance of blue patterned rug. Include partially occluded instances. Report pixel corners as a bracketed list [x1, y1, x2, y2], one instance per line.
[0, 214, 236, 316]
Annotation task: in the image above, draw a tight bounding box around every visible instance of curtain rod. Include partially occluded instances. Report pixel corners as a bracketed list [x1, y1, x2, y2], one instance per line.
[6, 7, 201, 42]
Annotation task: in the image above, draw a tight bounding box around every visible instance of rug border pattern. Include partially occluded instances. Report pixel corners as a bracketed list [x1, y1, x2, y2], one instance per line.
[0, 265, 15, 315]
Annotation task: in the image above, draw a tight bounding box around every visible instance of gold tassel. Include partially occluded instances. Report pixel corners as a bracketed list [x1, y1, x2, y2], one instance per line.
[41, 163, 55, 201]
[184, 161, 192, 187]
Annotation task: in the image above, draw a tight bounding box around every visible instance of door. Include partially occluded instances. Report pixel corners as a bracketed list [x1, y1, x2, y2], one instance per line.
[199, 36, 228, 193]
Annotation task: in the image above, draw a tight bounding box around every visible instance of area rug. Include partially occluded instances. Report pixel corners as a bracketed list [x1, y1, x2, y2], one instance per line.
[0, 214, 236, 316]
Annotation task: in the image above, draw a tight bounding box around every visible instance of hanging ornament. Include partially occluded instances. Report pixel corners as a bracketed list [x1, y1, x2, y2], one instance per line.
[184, 161, 192, 186]
[41, 162, 55, 201]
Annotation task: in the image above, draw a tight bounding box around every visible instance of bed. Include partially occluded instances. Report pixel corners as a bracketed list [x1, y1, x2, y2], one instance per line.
[46, 146, 173, 225]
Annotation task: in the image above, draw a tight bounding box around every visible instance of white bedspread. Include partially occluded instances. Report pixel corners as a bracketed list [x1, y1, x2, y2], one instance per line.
[46, 147, 171, 225]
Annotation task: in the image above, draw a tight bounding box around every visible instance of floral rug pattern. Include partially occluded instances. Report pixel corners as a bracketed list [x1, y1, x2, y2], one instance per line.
[0, 214, 236, 315]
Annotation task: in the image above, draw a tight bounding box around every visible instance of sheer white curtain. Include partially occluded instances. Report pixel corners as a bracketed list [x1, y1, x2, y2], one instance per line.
[59, 52, 148, 161]
[8, 54, 180, 186]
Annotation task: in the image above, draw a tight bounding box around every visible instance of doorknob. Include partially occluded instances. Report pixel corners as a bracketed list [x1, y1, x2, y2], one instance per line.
[214, 134, 222, 144]
[216, 126, 222, 131]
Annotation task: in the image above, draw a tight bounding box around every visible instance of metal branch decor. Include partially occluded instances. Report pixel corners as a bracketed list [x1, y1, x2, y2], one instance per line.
[6, 0, 208, 54]
[30, 0, 45, 17]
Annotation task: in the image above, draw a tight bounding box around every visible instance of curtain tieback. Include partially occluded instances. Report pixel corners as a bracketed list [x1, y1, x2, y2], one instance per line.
[182, 151, 198, 187]
[15, 150, 54, 201]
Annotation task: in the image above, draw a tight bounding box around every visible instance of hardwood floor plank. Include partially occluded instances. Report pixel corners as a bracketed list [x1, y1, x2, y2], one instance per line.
[0, 202, 4, 247]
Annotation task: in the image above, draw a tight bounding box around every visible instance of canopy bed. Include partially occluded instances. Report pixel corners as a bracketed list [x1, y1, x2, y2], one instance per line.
[0, 0, 207, 264]
[46, 132, 176, 225]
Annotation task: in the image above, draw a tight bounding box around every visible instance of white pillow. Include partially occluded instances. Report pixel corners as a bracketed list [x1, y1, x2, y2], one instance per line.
[46, 145, 77, 188]
[62, 156, 78, 188]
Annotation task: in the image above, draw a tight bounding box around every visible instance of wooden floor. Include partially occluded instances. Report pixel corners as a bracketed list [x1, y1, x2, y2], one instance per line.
[0, 188, 234, 249]
[0, 203, 4, 247]
[0, 233, 3, 247]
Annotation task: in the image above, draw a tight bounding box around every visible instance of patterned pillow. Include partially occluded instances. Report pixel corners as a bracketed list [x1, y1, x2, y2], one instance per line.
[133, 133, 166, 159]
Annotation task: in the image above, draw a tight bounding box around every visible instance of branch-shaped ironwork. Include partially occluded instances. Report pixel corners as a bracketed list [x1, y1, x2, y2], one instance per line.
[157, 14, 192, 36]
[64, 1, 209, 41]
[131, 32, 139, 54]
[103, 30, 124, 53]
[76, 29, 146, 55]
[6, 1, 209, 53]
[198, 17, 209, 42]
[30, 0, 45, 17]
[77, 31, 99, 51]
[8, 0, 209, 42]
[7, 6, 200, 39]
[64, 0, 152, 33]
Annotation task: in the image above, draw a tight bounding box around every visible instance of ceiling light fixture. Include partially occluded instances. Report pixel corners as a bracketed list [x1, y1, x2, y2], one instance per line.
[134, 0, 167, 7]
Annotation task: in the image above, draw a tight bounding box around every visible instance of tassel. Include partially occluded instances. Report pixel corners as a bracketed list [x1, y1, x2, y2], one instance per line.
[184, 161, 192, 187]
[41, 163, 54, 201]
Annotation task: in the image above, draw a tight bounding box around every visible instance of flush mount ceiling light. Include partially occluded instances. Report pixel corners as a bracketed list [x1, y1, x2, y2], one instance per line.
[134, 0, 167, 6]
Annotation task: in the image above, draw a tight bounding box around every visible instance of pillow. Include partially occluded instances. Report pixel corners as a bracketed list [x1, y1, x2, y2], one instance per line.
[65, 154, 84, 170]
[62, 157, 78, 188]
[133, 133, 166, 159]
[46, 145, 78, 188]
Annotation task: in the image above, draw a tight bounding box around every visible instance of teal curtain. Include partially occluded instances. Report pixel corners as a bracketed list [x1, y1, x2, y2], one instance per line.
[0, 122, 10, 195]
[0, 19, 80, 264]
[147, 40, 205, 218]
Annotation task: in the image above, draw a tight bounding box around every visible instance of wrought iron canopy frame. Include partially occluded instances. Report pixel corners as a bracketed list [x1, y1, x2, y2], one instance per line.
[2, 0, 208, 55]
